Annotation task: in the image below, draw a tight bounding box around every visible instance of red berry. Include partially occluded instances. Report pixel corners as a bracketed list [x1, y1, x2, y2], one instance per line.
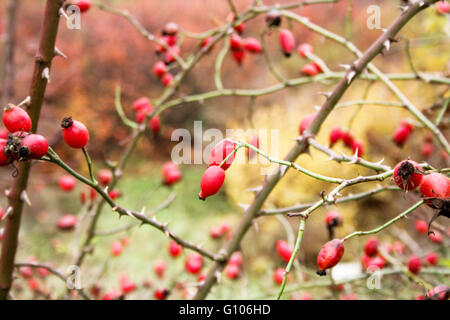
[98, 169, 113, 186]
[208, 139, 236, 170]
[299, 113, 316, 135]
[220, 221, 231, 235]
[393, 127, 410, 147]
[415, 220, 428, 234]
[325, 211, 342, 227]
[108, 189, 121, 200]
[0, 139, 9, 166]
[136, 106, 153, 123]
[393, 160, 423, 191]
[276, 240, 293, 263]
[111, 240, 123, 257]
[246, 135, 259, 160]
[154, 287, 169, 300]
[425, 252, 439, 265]
[227, 13, 245, 34]
[427, 285, 449, 300]
[161, 72, 174, 87]
[201, 37, 214, 51]
[164, 46, 180, 64]
[161, 162, 182, 186]
[317, 239, 345, 275]
[168, 241, 183, 257]
[119, 274, 137, 294]
[132, 97, 152, 111]
[37, 265, 51, 277]
[279, 29, 295, 57]
[148, 116, 161, 134]
[3, 104, 32, 133]
[20, 266, 33, 278]
[273, 268, 287, 284]
[436, 1, 450, 14]
[61, 117, 89, 148]
[329, 128, 343, 146]
[364, 237, 379, 257]
[297, 43, 313, 57]
[225, 263, 239, 279]
[27, 278, 40, 292]
[232, 49, 245, 65]
[351, 140, 364, 157]
[342, 131, 355, 147]
[243, 37, 262, 53]
[229, 251, 243, 266]
[102, 290, 122, 300]
[154, 260, 166, 278]
[301, 63, 320, 76]
[392, 241, 406, 255]
[56, 214, 78, 231]
[428, 230, 443, 243]
[153, 61, 167, 77]
[361, 254, 386, 270]
[76, 0, 91, 13]
[59, 175, 76, 192]
[198, 166, 225, 200]
[185, 253, 203, 274]
[121, 237, 130, 247]
[210, 227, 222, 239]
[419, 173, 450, 208]
[421, 142, 434, 157]
[408, 255, 422, 274]
[230, 34, 244, 51]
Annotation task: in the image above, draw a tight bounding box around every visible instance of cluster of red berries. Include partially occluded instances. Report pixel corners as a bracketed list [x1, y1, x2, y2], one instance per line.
[361, 237, 387, 270]
[198, 139, 237, 200]
[415, 219, 444, 243]
[210, 221, 231, 240]
[229, 33, 262, 65]
[328, 126, 364, 157]
[111, 237, 131, 257]
[273, 241, 292, 284]
[1, 105, 48, 166]
[132, 97, 161, 134]
[224, 251, 243, 280]
[154, 22, 182, 86]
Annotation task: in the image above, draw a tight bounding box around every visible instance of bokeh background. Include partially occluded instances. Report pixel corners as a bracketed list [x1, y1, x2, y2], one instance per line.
[0, 0, 449, 299]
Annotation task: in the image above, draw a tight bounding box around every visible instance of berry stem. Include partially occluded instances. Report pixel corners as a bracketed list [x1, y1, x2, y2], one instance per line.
[343, 200, 424, 241]
[82, 147, 97, 185]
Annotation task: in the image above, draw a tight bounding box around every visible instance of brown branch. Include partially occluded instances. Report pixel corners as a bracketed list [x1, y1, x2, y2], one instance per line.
[193, 0, 438, 300]
[0, 0, 63, 300]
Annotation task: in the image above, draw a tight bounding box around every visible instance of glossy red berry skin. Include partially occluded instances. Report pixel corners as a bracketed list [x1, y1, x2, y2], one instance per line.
[243, 37, 262, 53]
[56, 214, 78, 231]
[351, 140, 364, 157]
[198, 166, 225, 200]
[408, 255, 422, 274]
[3, 105, 32, 133]
[364, 237, 379, 257]
[227, 13, 245, 34]
[108, 189, 121, 200]
[111, 241, 123, 257]
[154, 287, 169, 300]
[98, 169, 113, 186]
[168, 241, 183, 257]
[393, 121, 413, 147]
[419, 173, 450, 208]
[325, 211, 342, 227]
[342, 131, 355, 147]
[132, 97, 152, 111]
[136, 106, 153, 124]
[232, 50, 245, 65]
[415, 219, 428, 234]
[0, 128, 9, 139]
[61, 117, 89, 148]
[148, 116, 161, 134]
[161, 162, 182, 186]
[208, 139, 236, 170]
[279, 29, 295, 57]
[59, 175, 76, 192]
[161, 72, 174, 87]
[246, 135, 259, 160]
[273, 268, 287, 284]
[210, 227, 222, 239]
[164, 46, 180, 64]
[76, 0, 91, 13]
[19, 134, 48, 160]
[185, 253, 203, 274]
[230, 34, 244, 51]
[276, 240, 293, 263]
[429, 230, 443, 243]
[120, 279, 137, 295]
[436, 1, 450, 14]
[299, 113, 316, 135]
[225, 263, 239, 279]
[229, 251, 243, 266]
[153, 61, 167, 77]
[0, 139, 9, 166]
[317, 239, 344, 275]
[297, 43, 313, 57]
[301, 63, 320, 76]
[329, 128, 344, 146]
[201, 37, 214, 51]
[393, 160, 423, 191]
[362, 254, 386, 270]
[425, 252, 439, 265]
